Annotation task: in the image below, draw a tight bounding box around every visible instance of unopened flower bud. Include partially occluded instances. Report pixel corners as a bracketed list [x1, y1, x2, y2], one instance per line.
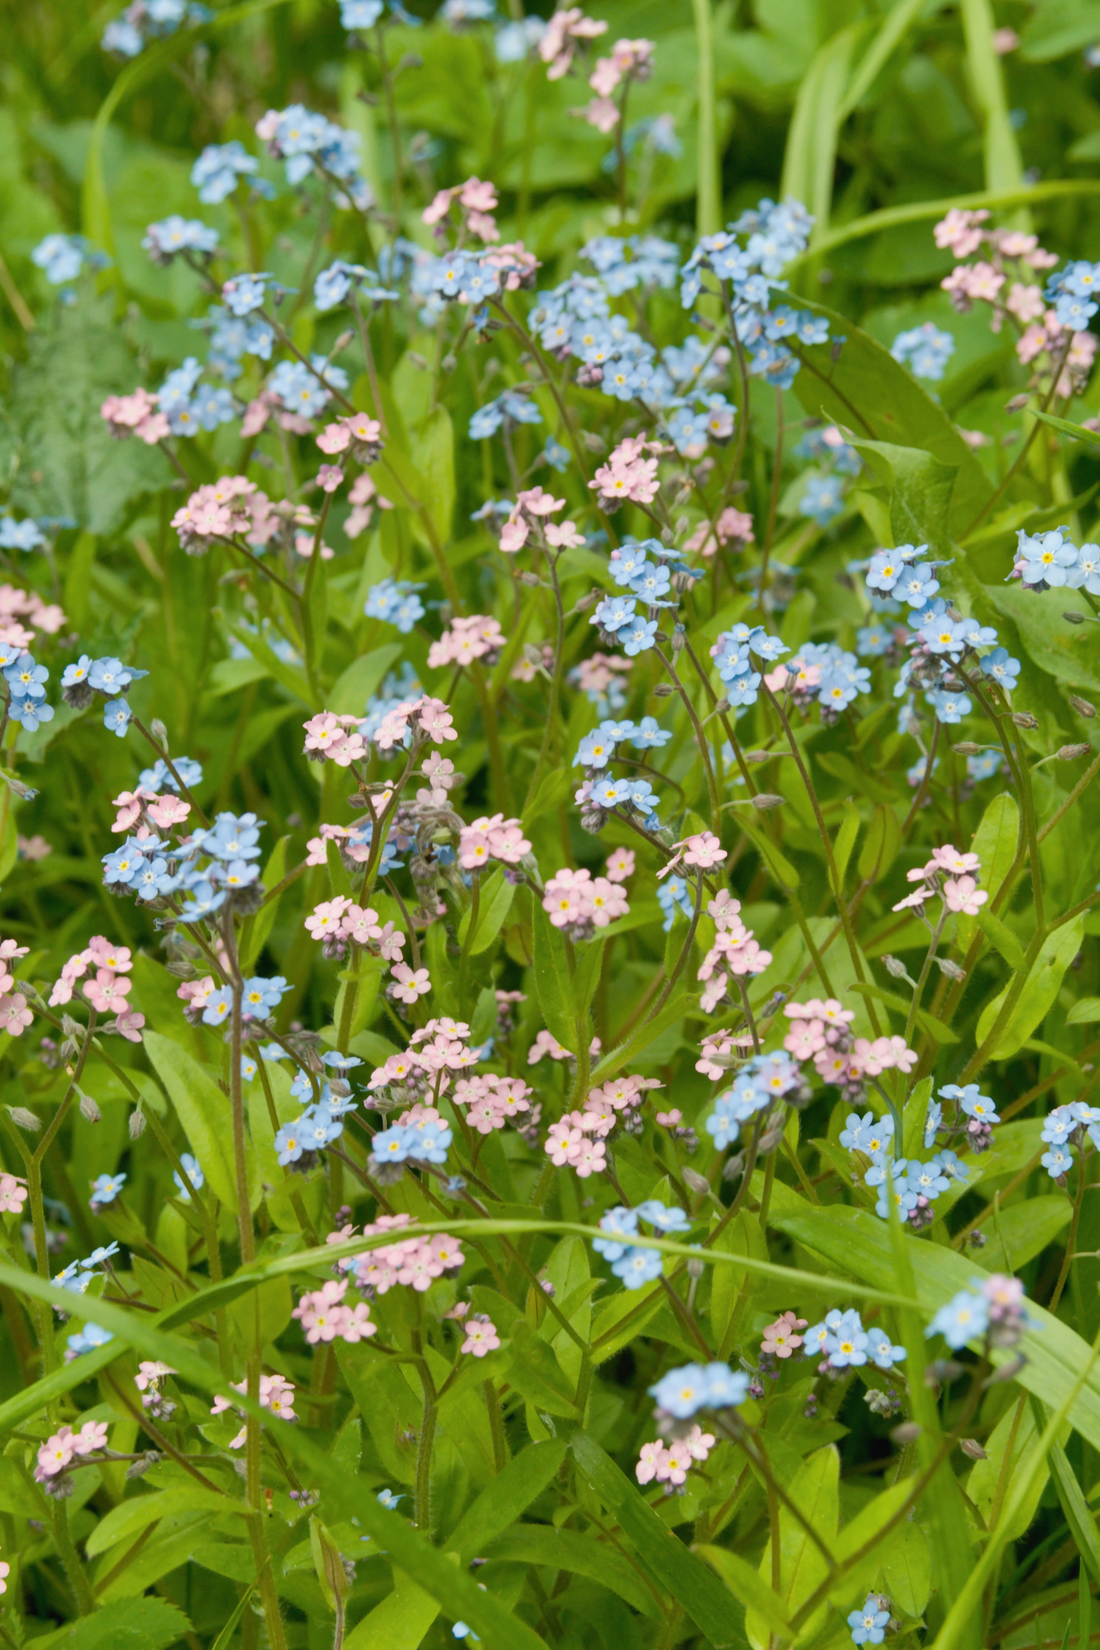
[1005, 392, 1030, 412]
[935, 957, 967, 981]
[743, 751, 771, 764]
[129, 1108, 147, 1140]
[573, 590, 600, 613]
[925, 1358, 963, 1385]
[751, 793, 785, 810]
[890, 1422, 922, 1445]
[984, 1353, 1028, 1385]
[1070, 695, 1096, 718]
[9, 1107, 40, 1131]
[1058, 743, 1091, 760]
[517, 570, 542, 587]
[1011, 712, 1038, 729]
[952, 741, 980, 755]
[1063, 611, 1086, 625]
[959, 1438, 987, 1460]
[686, 1257, 705, 1280]
[441, 354, 457, 374]
[653, 683, 675, 698]
[78, 1092, 101, 1124]
[582, 432, 606, 454]
[721, 1152, 745, 1181]
[682, 1167, 710, 1197]
[661, 527, 674, 546]
[882, 954, 913, 982]
[61, 1015, 82, 1039]
[333, 330, 354, 353]
[150, 718, 169, 750]
[671, 625, 686, 653]
[968, 1229, 987, 1248]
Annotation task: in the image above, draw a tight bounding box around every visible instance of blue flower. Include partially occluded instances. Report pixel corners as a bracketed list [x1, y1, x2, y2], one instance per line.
[824, 1309, 868, 1366]
[80, 1242, 120, 1269]
[191, 141, 258, 204]
[649, 1362, 749, 1417]
[891, 322, 956, 380]
[66, 1321, 114, 1358]
[202, 988, 233, 1027]
[88, 656, 143, 694]
[611, 1246, 664, 1288]
[90, 1172, 126, 1205]
[274, 1124, 305, 1165]
[895, 564, 940, 608]
[940, 1083, 999, 1123]
[1017, 527, 1078, 588]
[866, 1332, 907, 1371]
[206, 813, 263, 862]
[5, 656, 48, 700]
[620, 616, 658, 656]
[630, 715, 671, 749]
[376, 1487, 404, 1509]
[1042, 1144, 1072, 1177]
[907, 1160, 949, 1200]
[967, 750, 1003, 781]
[656, 875, 693, 930]
[839, 1112, 894, 1154]
[103, 843, 146, 886]
[980, 647, 1021, 687]
[371, 1125, 412, 1166]
[591, 1206, 640, 1262]
[930, 1149, 968, 1184]
[924, 1099, 943, 1149]
[927, 689, 971, 724]
[848, 1598, 891, 1645]
[592, 595, 636, 634]
[926, 1288, 989, 1349]
[144, 216, 219, 261]
[635, 1200, 690, 1233]
[103, 699, 133, 737]
[242, 976, 289, 1016]
[173, 1154, 205, 1199]
[9, 698, 54, 733]
[177, 880, 228, 923]
[575, 730, 617, 768]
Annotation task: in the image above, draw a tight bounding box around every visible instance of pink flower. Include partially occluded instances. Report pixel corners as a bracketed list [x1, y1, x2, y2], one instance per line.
[37, 1428, 75, 1477]
[87, 937, 132, 973]
[0, 1172, 27, 1213]
[305, 896, 352, 939]
[146, 794, 190, 829]
[544, 520, 585, 548]
[590, 452, 659, 505]
[0, 994, 32, 1035]
[573, 1138, 607, 1177]
[317, 464, 343, 493]
[933, 208, 989, 258]
[72, 1420, 109, 1455]
[389, 963, 431, 1004]
[460, 1314, 501, 1357]
[499, 517, 529, 554]
[943, 875, 987, 915]
[680, 831, 726, 869]
[111, 789, 147, 832]
[83, 969, 132, 1014]
[417, 697, 458, 743]
[655, 1443, 689, 1486]
[683, 1424, 715, 1462]
[588, 877, 629, 926]
[761, 1310, 807, 1358]
[135, 1360, 177, 1390]
[605, 847, 634, 882]
[635, 1441, 666, 1484]
[545, 1123, 582, 1165]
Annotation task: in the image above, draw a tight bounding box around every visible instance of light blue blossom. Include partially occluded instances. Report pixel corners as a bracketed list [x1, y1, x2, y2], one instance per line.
[649, 1362, 750, 1417]
[891, 321, 956, 380]
[848, 1597, 891, 1646]
[926, 1288, 988, 1348]
[90, 1172, 126, 1205]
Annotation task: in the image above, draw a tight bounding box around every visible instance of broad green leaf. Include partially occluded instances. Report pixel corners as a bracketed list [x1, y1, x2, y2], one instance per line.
[827, 1478, 914, 1606]
[748, 1445, 837, 1647]
[766, 1186, 1100, 1454]
[1038, 1405, 1100, 1589]
[569, 1430, 741, 1648]
[971, 1194, 1071, 1273]
[531, 901, 576, 1053]
[144, 1030, 260, 1214]
[976, 907, 1026, 972]
[968, 1399, 1049, 1543]
[327, 835, 355, 899]
[789, 301, 992, 538]
[239, 834, 290, 973]
[458, 867, 516, 955]
[982, 582, 1100, 692]
[345, 1572, 442, 1650]
[1033, 409, 1100, 446]
[849, 437, 958, 557]
[975, 915, 1085, 1058]
[228, 622, 314, 706]
[697, 1544, 790, 1639]
[484, 1525, 662, 1616]
[738, 814, 799, 890]
[329, 643, 405, 715]
[1067, 996, 1100, 1026]
[508, 1322, 579, 1418]
[857, 803, 902, 882]
[86, 1485, 244, 1556]
[445, 1439, 567, 1563]
[411, 405, 455, 543]
[832, 799, 860, 894]
[882, 1522, 931, 1619]
[35, 1596, 193, 1650]
[589, 990, 693, 1086]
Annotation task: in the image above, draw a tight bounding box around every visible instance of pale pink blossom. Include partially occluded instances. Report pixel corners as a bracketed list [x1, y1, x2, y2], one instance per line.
[389, 963, 431, 1004]
[933, 208, 989, 258]
[635, 1441, 666, 1484]
[305, 896, 352, 938]
[37, 1429, 75, 1477]
[0, 994, 32, 1035]
[0, 1173, 27, 1213]
[943, 875, 987, 914]
[761, 1311, 807, 1358]
[460, 1314, 501, 1356]
[545, 1122, 583, 1165]
[605, 847, 634, 882]
[146, 794, 190, 829]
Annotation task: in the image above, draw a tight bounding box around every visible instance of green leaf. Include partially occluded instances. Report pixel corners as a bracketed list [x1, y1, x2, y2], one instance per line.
[1032, 409, 1100, 447]
[976, 908, 1026, 972]
[531, 901, 576, 1053]
[832, 800, 860, 894]
[445, 1439, 567, 1563]
[975, 915, 1085, 1058]
[484, 1525, 662, 1616]
[569, 1430, 742, 1648]
[848, 981, 958, 1044]
[1021, 1, 1100, 61]
[697, 1544, 791, 1638]
[982, 582, 1100, 693]
[766, 1185, 1100, 1454]
[144, 1029, 260, 1215]
[508, 1322, 579, 1418]
[210, 1582, 256, 1650]
[589, 990, 693, 1086]
[857, 803, 902, 882]
[790, 304, 991, 539]
[849, 437, 958, 557]
[960, 0, 1025, 193]
[86, 1485, 243, 1557]
[959, 793, 1019, 950]
[780, 24, 863, 236]
[345, 1572, 442, 1650]
[328, 644, 405, 715]
[882, 1522, 931, 1619]
[1038, 1411, 1100, 1588]
[749, 1446, 837, 1645]
[239, 834, 289, 974]
[35, 1596, 192, 1649]
[827, 1479, 915, 1606]
[411, 405, 455, 543]
[1067, 996, 1100, 1026]
[972, 1195, 1072, 1273]
[458, 867, 516, 955]
[228, 622, 314, 707]
[737, 815, 799, 890]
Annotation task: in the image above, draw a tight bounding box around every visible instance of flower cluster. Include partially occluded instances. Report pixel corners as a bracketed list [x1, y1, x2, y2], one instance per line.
[635, 1424, 714, 1490]
[34, 1421, 110, 1493]
[541, 863, 629, 939]
[211, 1373, 298, 1449]
[927, 1274, 1033, 1350]
[331, 1213, 465, 1294]
[292, 1279, 376, 1344]
[101, 809, 266, 925]
[591, 1197, 689, 1286]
